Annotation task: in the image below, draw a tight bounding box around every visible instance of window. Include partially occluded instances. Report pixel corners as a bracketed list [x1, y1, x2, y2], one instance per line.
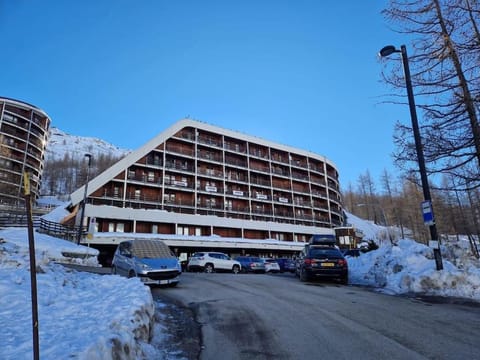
[108, 223, 115, 232]
[116, 223, 124, 232]
[147, 172, 155, 182]
[177, 226, 189, 235]
[206, 198, 216, 208]
[134, 189, 141, 200]
[152, 224, 158, 233]
[128, 169, 135, 179]
[164, 193, 175, 203]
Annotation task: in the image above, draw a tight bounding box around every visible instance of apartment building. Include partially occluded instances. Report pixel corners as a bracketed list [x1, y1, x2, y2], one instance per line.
[69, 119, 344, 246]
[0, 97, 50, 206]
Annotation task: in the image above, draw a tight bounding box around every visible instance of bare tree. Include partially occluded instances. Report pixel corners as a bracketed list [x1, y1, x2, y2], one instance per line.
[382, 0, 480, 190]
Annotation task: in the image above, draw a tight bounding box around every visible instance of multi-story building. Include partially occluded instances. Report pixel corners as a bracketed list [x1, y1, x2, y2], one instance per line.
[69, 119, 343, 254]
[0, 97, 50, 207]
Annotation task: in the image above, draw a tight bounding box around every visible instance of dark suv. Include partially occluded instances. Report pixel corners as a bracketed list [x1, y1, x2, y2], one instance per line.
[296, 237, 348, 284]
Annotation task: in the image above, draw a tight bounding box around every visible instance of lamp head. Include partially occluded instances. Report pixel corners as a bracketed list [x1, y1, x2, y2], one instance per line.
[379, 45, 399, 57]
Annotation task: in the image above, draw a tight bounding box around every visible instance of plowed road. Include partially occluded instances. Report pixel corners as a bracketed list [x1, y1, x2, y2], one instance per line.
[153, 272, 480, 360]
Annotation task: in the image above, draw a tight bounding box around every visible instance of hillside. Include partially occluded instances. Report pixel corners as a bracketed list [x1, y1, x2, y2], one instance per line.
[40, 127, 130, 196]
[45, 127, 129, 161]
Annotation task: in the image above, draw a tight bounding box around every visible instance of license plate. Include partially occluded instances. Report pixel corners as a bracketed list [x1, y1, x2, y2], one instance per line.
[321, 262, 335, 267]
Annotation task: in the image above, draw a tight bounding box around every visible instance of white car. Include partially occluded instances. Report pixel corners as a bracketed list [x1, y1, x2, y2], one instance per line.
[262, 258, 281, 273]
[187, 252, 241, 273]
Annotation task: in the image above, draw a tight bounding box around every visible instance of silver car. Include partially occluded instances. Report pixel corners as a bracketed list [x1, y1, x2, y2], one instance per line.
[112, 239, 181, 286]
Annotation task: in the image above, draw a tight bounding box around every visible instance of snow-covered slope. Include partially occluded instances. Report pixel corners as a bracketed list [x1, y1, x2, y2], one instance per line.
[45, 127, 130, 161]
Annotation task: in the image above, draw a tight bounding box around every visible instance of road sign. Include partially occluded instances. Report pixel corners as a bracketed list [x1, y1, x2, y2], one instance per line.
[421, 200, 435, 226]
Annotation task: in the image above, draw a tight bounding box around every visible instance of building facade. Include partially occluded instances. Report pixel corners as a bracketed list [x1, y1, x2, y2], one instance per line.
[0, 97, 51, 206]
[70, 119, 344, 244]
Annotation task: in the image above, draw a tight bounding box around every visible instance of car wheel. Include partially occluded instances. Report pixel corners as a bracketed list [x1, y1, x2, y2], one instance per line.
[300, 268, 309, 282]
[169, 282, 178, 287]
[341, 275, 349, 285]
[204, 263, 214, 273]
[128, 270, 136, 278]
[232, 265, 240, 274]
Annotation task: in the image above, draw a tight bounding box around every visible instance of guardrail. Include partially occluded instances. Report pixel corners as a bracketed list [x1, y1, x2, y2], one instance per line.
[0, 214, 85, 242]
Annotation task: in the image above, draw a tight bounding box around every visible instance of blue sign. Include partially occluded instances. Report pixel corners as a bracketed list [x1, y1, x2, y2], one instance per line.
[421, 201, 435, 226]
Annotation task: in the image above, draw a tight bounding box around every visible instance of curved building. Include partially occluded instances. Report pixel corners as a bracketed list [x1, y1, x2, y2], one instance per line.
[0, 97, 51, 206]
[70, 119, 344, 248]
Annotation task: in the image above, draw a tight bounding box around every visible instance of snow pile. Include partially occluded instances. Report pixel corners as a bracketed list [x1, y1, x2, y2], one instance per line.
[348, 238, 480, 300]
[0, 228, 155, 360]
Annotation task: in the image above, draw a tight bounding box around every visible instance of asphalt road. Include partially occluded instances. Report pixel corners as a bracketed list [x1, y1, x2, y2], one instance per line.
[152, 272, 480, 360]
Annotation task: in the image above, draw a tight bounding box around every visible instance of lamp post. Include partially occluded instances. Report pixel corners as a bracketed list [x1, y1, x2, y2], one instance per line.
[76, 153, 92, 245]
[379, 44, 443, 270]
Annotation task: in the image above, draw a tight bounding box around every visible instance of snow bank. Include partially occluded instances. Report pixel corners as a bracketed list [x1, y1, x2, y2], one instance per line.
[348, 238, 480, 300]
[0, 228, 156, 360]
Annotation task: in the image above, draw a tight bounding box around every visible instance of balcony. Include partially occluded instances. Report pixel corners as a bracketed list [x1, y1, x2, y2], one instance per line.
[224, 141, 247, 154]
[250, 177, 271, 188]
[291, 171, 309, 182]
[197, 185, 224, 194]
[225, 157, 248, 168]
[164, 161, 194, 173]
[197, 150, 223, 163]
[271, 167, 290, 177]
[225, 189, 247, 197]
[197, 135, 222, 148]
[197, 167, 224, 179]
[164, 179, 195, 190]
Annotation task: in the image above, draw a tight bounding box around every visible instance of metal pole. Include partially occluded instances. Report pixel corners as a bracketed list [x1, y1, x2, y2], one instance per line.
[77, 154, 92, 245]
[24, 172, 39, 360]
[400, 45, 443, 270]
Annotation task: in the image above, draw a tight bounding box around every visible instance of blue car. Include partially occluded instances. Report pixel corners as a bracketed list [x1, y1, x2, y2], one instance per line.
[276, 258, 296, 273]
[112, 239, 181, 286]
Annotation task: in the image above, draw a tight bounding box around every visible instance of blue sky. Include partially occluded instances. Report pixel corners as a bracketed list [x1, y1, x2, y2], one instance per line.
[1, 1, 408, 188]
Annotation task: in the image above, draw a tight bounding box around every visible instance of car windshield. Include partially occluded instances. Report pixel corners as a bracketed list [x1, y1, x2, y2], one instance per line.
[308, 248, 342, 259]
[129, 240, 175, 259]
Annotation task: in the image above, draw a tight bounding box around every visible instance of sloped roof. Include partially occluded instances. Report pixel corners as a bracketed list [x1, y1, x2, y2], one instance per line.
[70, 118, 338, 206]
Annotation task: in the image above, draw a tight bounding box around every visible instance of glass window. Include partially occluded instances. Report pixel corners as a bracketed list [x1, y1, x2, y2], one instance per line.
[116, 223, 124, 232]
[147, 172, 155, 182]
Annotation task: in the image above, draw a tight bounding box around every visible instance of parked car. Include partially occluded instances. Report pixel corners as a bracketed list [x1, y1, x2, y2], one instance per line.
[261, 258, 281, 273]
[296, 237, 348, 284]
[187, 252, 241, 273]
[235, 256, 266, 273]
[276, 258, 296, 273]
[111, 239, 181, 286]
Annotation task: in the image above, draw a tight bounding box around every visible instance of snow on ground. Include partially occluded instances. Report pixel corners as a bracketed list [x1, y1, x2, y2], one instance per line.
[346, 212, 480, 300]
[1, 208, 480, 359]
[0, 228, 157, 360]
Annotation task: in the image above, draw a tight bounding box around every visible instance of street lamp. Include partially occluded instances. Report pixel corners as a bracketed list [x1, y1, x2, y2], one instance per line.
[76, 153, 92, 245]
[379, 44, 443, 270]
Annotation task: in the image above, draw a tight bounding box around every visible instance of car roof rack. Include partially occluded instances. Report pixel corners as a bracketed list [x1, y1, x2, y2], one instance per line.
[309, 234, 336, 246]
